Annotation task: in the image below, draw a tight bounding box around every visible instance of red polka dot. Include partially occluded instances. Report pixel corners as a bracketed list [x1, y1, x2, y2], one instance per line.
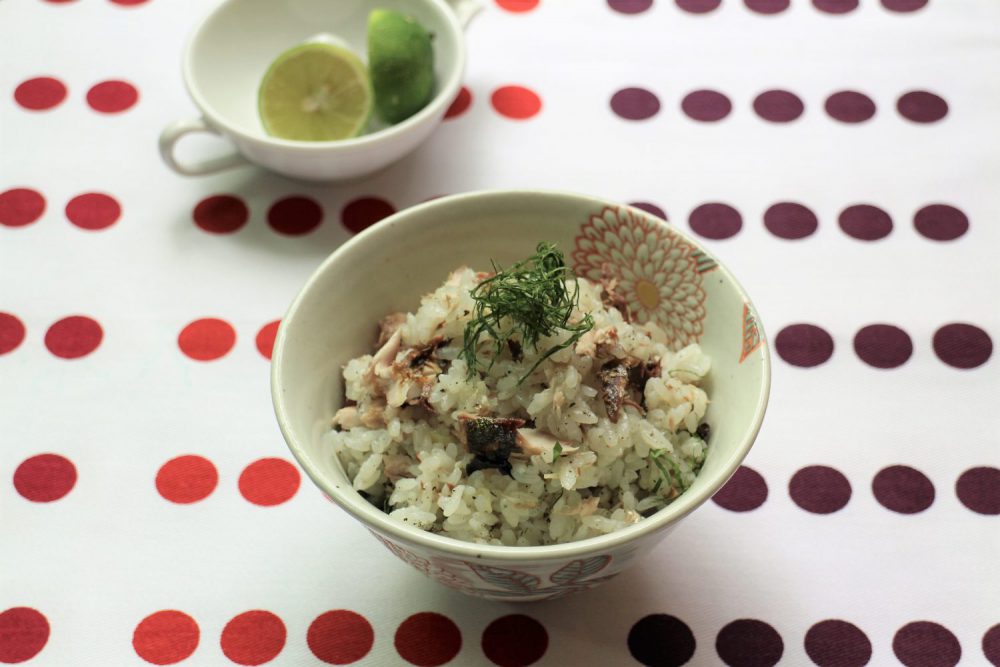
[805, 620, 872, 667]
[689, 202, 742, 240]
[221, 611, 286, 666]
[893, 621, 961, 667]
[629, 202, 667, 220]
[177, 318, 236, 361]
[0, 313, 26, 355]
[133, 610, 200, 665]
[491, 86, 541, 120]
[307, 610, 374, 664]
[193, 195, 249, 234]
[956, 467, 1000, 515]
[267, 196, 322, 236]
[839, 204, 892, 241]
[753, 90, 804, 123]
[340, 197, 396, 234]
[677, 0, 721, 13]
[628, 614, 696, 667]
[0, 607, 50, 663]
[775, 323, 834, 367]
[444, 86, 473, 119]
[873, 465, 935, 514]
[764, 202, 818, 240]
[238, 458, 300, 506]
[156, 456, 218, 504]
[13, 454, 77, 502]
[608, 0, 653, 13]
[712, 465, 768, 512]
[482, 615, 547, 667]
[897, 90, 948, 123]
[496, 0, 538, 11]
[255, 321, 280, 360]
[825, 91, 876, 124]
[914, 204, 968, 241]
[13, 77, 67, 111]
[86, 80, 138, 113]
[882, 0, 927, 10]
[65, 192, 121, 230]
[0, 188, 46, 227]
[813, 0, 857, 14]
[933, 323, 992, 369]
[984, 624, 1000, 666]
[44, 316, 103, 359]
[853, 324, 912, 369]
[110, 0, 150, 5]
[745, 0, 789, 13]
[716, 619, 784, 667]
[395, 613, 462, 667]
[789, 466, 852, 514]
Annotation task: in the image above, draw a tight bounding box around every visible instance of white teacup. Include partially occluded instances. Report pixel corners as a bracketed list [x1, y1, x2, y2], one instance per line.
[159, 0, 478, 181]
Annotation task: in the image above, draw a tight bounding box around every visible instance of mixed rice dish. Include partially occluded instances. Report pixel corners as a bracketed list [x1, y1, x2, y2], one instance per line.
[326, 244, 711, 546]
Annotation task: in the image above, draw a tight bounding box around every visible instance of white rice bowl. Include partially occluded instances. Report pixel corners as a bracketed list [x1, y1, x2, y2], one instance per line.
[325, 267, 712, 546]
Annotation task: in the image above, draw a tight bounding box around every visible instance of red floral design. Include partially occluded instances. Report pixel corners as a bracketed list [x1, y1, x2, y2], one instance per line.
[573, 205, 712, 346]
[740, 303, 763, 363]
[370, 532, 617, 599]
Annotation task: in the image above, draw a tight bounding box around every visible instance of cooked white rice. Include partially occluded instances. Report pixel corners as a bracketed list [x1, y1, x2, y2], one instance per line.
[326, 267, 711, 546]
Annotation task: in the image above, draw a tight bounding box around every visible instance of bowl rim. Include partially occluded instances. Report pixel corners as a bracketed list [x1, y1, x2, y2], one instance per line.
[182, 0, 466, 151]
[271, 189, 771, 562]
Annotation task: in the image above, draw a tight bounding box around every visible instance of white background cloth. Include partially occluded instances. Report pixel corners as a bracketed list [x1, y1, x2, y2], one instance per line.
[2, 0, 998, 665]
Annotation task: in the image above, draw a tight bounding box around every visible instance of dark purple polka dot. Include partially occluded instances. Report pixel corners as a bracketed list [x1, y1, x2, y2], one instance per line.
[716, 620, 783, 667]
[775, 324, 834, 367]
[805, 620, 872, 667]
[983, 624, 1000, 666]
[753, 90, 804, 123]
[611, 87, 661, 121]
[681, 90, 732, 122]
[956, 467, 1000, 515]
[882, 0, 928, 11]
[933, 323, 992, 369]
[897, 91, 948, 123]
[676, 0, 721, 14]
[628, 615, 696, 667]
[839, 205, 892, 241]
[914, 204, 968, 241]
[608, 0, 654, 13]
[825, 91, 876, 123]
[813, 0, 858, 13]
[712, 466, 767, 512]
[630, 202, 667, 220]
[893, 622, 961, 667]
[789, 466, 851, 514]
[873, 466, 935, 514]
[853, 324, 912, 369]
[744, 0, 789, 13]
[764, 202, 817, 240]
[689, 203, 741, 239]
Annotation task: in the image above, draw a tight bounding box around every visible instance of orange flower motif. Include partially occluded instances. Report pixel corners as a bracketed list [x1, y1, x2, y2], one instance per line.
[572, 206, 708, 347]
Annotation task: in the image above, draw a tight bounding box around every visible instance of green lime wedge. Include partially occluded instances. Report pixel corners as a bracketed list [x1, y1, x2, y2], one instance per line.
[258, 42, 373, 142]
[368, 9, 435, 125]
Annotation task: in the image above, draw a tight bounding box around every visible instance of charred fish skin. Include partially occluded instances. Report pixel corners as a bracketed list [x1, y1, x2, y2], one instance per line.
[598, 360, 629, 423]
[462, 416, 525, 477]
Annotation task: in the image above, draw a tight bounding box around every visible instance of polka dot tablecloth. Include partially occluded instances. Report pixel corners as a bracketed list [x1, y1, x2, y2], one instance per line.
[2, 0, 998, 665]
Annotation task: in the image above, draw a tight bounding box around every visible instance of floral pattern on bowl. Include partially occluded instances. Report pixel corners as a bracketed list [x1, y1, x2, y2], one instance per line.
[373, 531, 622, 601]
[572, 205, 718, 347]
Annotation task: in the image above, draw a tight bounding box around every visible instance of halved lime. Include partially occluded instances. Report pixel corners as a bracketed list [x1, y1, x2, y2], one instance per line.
[368, 9, 435, 125]
[258, 42, 373, 142]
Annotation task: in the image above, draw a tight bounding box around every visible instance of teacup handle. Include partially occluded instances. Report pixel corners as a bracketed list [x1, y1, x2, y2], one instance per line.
[444, 0, 482, 28]
[158, 117, 249, 176]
